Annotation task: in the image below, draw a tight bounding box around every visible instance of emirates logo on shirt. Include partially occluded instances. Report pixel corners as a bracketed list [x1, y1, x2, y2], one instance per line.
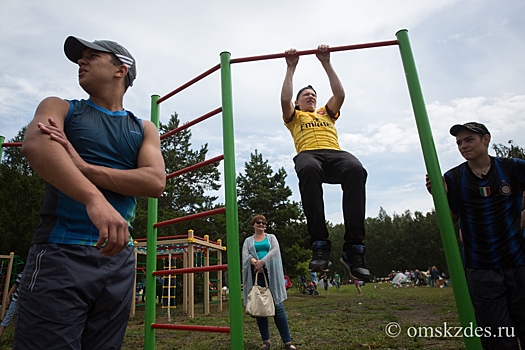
[300, 121, 333, 131]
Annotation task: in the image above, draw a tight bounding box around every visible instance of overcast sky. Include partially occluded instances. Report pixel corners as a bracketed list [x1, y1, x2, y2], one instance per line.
[1, 1, 524, 224]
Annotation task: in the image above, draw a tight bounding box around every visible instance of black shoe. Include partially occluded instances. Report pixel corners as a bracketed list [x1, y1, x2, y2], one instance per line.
[340, 245, 371, 282]
[309, 240, 331, 272]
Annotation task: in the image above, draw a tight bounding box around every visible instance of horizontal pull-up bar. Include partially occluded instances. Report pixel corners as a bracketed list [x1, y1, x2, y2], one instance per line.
[156, 39, 398, 103]
[230, 39, 399, 64]
[166, 155, 224, 180]
[2, 142, 22, 148]
[160, 107, 222, 140]
[151, 324, 230, 334]
[157, 64, 221, 104]
[154, 207, 226, 228]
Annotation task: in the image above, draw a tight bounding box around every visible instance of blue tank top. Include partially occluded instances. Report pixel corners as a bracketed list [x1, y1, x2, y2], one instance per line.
[254, 236, 270, 259]
[31, 99, 144, 246]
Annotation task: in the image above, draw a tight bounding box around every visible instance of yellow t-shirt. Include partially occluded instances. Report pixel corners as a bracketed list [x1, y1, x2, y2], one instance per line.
[284, 106, 341, 154]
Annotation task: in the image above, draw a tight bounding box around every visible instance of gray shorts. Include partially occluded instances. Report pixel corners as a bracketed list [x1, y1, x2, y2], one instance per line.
[13, 243, 135, 350]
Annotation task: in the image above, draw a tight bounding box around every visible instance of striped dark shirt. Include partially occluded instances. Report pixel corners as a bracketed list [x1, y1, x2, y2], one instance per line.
[445, 157, 525, 269]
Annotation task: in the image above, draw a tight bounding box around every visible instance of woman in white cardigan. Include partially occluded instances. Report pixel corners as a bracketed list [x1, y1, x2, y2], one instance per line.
[242, 215, 296, 350]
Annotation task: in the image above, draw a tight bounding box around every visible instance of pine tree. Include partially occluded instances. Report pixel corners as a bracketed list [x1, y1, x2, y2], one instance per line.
[236, 150, 309, 276]
[134, 112, 221, 239]
[363, 208, 447, 278]
[0, 128, 43, 260]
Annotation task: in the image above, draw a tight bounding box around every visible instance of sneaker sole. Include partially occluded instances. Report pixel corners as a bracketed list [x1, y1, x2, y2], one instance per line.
[309, 261, 331, 273]
[339, 258, 371, 282]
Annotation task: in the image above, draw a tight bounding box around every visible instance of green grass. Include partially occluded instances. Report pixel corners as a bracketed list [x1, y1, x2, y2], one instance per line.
[120, 283, 466, 349]
[0, 283, 466, 349]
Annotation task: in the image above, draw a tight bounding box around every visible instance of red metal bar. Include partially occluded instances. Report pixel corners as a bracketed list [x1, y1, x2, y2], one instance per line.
[157, 64, 221, 104]
[160, 107, 222, 140]
[151, 324, 230, 334]
[155, 40, 397, 104]
[2, 142, 22, 147]
[152, 264, 228, 276]
[154, 207, 226, 228]
[230, 40, 399, 64]
[166, 155, 224, 180]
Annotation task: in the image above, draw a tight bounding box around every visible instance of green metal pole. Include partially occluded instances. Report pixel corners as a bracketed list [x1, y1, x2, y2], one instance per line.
[0, 136, 5, 164]
[396, 29, 482, 350]
[144, 94, 161, 350]
[219, 51, 244, 350]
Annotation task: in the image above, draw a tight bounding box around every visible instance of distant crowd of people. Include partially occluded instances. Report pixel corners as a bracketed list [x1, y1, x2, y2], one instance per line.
[383, 266, 447, 288]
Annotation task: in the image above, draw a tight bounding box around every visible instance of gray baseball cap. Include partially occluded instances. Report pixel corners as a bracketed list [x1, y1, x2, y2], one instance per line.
[64, 36, 137, 88]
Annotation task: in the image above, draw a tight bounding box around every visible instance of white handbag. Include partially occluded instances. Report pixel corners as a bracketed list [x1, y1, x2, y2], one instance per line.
[245, 271, 275, 317]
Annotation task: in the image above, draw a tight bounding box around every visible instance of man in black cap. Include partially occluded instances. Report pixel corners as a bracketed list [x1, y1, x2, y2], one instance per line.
[427, 122, 525, 349]
[280, 45, 370, 282]
[15, 37, 165, 349]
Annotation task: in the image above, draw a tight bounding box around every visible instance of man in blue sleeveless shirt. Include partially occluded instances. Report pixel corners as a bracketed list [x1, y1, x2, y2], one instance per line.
[427, 122, 525, 349]
[15, 36, 165, 349]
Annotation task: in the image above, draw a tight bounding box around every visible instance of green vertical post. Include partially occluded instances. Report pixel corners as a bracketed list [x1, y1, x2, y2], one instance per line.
[396, 29, 481, 350]
[0, 136, 4, 163]
[219, 51, 244, 350]
[144, 94, 161, 350]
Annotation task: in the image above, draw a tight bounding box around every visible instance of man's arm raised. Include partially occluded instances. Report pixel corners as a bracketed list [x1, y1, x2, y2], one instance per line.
[316, 45, 345, 115]
[281, 48, 299, 123]
[22, 97, 129, 257]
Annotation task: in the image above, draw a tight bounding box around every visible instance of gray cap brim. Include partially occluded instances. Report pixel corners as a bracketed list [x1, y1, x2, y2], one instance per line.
[64, 36, 112, 63]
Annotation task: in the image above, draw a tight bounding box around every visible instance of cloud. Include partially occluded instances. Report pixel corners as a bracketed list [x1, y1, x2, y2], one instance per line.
[339, 122, 420, 156]
[428, 94, 525, 164]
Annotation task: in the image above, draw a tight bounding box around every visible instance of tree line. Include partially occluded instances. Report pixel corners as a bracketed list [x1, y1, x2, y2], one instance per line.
[1, 114, 523, 281]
